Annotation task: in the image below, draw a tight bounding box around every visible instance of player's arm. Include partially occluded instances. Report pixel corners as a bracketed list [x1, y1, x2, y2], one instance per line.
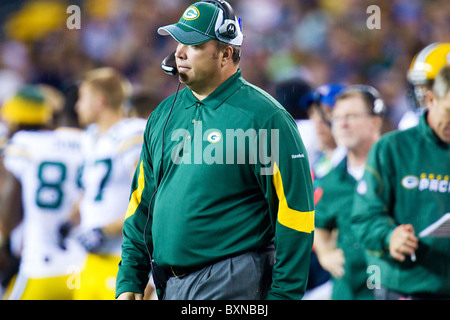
[257, 110, 315, 300]
[351, 140, 397, 254]
[116, 292, 143, 300]
[103, 130, 146, 238]
[102, 217, 125, 237]
[80, 131, 145, 252]
[115, 121, 156, 298]
[314, 181, 344, 278]
[314, 228, 344, 278]
[63, 193, 82, 227]
[0, 159, 23, 242]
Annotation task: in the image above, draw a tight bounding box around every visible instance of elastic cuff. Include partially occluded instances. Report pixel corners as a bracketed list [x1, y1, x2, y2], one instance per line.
[384, 228, 395, 250]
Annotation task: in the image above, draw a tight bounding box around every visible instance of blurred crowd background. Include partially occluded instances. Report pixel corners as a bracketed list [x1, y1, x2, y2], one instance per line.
[0, 0, 449, 131]
[0, 0, 449, 301]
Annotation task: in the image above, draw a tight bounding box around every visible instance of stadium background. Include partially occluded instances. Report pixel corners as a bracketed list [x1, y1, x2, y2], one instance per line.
[0, 0, 449, 130]
[0, 0, 449, 301]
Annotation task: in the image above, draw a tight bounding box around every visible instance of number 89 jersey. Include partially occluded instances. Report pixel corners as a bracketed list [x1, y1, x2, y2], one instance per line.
[78, 118, 146, 255]
[3, 128, 86, 278]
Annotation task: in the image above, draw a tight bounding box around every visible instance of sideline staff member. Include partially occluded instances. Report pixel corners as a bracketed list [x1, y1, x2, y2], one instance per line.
[116, 0, 314, 300]
[314, 86, 384, 300]
[351, 65, 450, 299]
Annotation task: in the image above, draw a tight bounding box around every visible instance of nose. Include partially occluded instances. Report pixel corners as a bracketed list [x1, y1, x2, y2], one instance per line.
[175, 44, 188, 60]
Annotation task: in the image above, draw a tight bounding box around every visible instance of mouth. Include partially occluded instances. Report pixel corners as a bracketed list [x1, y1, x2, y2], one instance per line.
[177, 65, 190, 72]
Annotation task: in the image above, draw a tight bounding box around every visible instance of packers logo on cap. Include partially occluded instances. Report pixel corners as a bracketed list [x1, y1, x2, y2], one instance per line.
[158, 1, 244, 46]
[183, 6, 200, 20]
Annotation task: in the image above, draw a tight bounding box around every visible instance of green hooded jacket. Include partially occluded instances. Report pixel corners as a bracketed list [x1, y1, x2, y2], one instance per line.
[116, 70, 315, 300]
[352, 112, 450, 296]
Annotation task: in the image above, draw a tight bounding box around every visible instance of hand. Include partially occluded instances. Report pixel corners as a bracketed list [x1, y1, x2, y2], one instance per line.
[117, 292, 143, 300]
[78, 227, 105, 253]
[389, 224, 418, 262]
[318, 248, 345, 279]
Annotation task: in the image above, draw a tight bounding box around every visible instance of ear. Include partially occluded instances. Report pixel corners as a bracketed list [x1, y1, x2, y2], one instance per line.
[94, 91, 107, 110]
[372, 114, 383, 132]
[424, 89, 436, 110]
[221, 45, 233, 66]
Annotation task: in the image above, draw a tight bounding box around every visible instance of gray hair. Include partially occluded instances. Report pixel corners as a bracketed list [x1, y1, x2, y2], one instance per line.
[432, 65, 450, 99]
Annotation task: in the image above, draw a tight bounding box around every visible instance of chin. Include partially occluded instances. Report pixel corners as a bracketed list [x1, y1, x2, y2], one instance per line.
[178, 73, 189, 83]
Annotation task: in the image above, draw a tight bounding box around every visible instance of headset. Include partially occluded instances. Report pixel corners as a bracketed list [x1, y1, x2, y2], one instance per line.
[347, 85, 386, 116]
[204, 0, 238, 41]
[161, 0, 238, 76]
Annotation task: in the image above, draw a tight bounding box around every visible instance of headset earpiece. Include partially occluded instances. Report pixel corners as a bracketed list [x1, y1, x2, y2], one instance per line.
[202, 0, 238, 40]
[218, 19, 237, 39]
[349, 85, 386, 116]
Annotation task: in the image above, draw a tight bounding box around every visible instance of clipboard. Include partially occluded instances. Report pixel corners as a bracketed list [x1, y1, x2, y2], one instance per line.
[418, 213, 450, 238]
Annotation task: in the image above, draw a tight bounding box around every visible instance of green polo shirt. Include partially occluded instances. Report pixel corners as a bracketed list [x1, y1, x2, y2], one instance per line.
[116, 69, 315, 300]
[315, 157, 373, 300]
[351, 112, 450, 296]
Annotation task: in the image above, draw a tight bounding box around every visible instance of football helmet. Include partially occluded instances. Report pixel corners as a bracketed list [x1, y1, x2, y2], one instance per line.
[407, 42, 450, 109]
[1, 85, 52, 125]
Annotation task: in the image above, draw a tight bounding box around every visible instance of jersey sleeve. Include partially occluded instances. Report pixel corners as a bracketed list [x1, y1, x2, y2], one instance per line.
[256, 109, 315, 300]
[117, 127, 145, 178]
[3, 132, 31, 181]
[115, 120, 156, 298]
[351, 139, 396, 254]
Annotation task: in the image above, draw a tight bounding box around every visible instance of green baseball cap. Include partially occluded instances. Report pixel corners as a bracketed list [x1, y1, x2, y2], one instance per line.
[158, 1, 243, 46]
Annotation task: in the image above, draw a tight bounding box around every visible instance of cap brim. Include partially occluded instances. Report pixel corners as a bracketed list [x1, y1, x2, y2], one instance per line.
[158, 23, 214, 45]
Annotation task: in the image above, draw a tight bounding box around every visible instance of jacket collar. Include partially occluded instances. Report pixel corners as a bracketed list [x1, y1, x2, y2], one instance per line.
[183, 69, 244, 109]
[419, 110, 449, 149]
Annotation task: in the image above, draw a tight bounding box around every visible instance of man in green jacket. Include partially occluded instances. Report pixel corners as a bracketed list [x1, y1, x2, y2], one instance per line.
[351, 65, 450, 299]
[116, 0, 314, 300]
[314, 86, 384, 300]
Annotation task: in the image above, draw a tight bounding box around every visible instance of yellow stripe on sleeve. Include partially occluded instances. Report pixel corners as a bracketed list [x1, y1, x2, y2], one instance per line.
[272, 162, 314, 233]
[124, 160, 145, 220]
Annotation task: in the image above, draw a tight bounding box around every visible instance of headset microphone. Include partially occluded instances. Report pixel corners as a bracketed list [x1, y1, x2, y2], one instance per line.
[161, 51, 178, 76]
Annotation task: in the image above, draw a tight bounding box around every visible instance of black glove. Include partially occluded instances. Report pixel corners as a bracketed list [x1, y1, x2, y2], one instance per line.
[78, 227, 105, 253]
[57, 222, 73, 250]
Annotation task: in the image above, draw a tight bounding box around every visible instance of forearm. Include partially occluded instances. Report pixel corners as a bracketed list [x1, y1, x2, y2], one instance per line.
[351, 200, 395, 253]
[266, 225, 313, 300]
[116, 292, 143, 300]
[314, 228, 335, 258]
[0, 170, 23, 235]
[116, 210, 152, 298]
[102, 217, 125, 237]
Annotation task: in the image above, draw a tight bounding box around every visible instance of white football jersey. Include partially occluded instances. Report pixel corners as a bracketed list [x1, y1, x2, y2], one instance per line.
[78, 117, 146, 255]
[3, 128, 86, 278]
